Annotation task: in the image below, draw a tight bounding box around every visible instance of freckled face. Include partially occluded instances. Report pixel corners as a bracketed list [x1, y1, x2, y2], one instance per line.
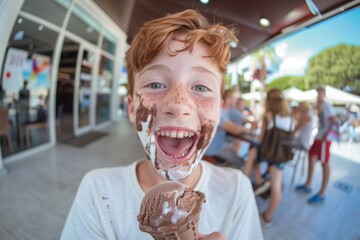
[128, 40, 222, 180]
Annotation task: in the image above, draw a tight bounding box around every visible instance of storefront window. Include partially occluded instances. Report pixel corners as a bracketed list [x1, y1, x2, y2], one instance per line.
[117, 66, 128, 117]
[96, 56, 113, 124]
[67, 5, 101, 45]
[102, 31, 116, 55]
[1, 17, 58, 156]
[21, 0, 71, 26]
[78, 49, 96, 128]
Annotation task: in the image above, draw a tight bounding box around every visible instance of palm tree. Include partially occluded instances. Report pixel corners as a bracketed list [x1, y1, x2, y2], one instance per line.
[250, 46, 279, 91]
[247, 46, 280, 113]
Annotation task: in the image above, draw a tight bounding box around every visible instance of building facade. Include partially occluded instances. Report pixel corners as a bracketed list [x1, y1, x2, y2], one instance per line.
[0, 0, 127, 167]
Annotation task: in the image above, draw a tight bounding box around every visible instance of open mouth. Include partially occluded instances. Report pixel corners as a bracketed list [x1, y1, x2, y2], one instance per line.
[155, 128, 198, 163]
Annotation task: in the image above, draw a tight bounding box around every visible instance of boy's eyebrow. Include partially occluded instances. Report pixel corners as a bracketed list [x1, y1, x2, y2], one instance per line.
[139, 64, 171, 77]
[139, 64, 219, 79]
[191, 66, 219, 79]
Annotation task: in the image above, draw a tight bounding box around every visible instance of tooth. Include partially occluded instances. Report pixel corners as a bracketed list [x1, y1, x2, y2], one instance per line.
[165, 131, 170, 137]
[170, 132, 177, 138]
[157, 132, 160, 136]
[161, 131, 166, 136]
[184, 132, 188, 137]
[177, 132, 184, 138]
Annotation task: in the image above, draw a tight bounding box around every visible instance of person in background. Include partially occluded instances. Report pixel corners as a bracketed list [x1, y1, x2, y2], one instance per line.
[251, 89, 294, 227]
[19, 80, 30, 101]
[205, 89, 252, 168]
[296, 86, 336, 204]
[230, 97, 258, 128]
[292, 102, 316, 151]
[18, 80, 30, 125]
[227, 97, 259, 174]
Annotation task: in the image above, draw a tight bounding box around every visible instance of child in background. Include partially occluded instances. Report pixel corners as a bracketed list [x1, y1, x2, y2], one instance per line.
[61, 10, 262, 239]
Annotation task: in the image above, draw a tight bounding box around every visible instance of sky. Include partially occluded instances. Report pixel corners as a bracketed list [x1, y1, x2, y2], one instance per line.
[237, 5, 360, 82]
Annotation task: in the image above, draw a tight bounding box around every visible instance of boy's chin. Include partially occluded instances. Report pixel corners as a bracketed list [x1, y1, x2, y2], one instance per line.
[153, 152, 200, 181]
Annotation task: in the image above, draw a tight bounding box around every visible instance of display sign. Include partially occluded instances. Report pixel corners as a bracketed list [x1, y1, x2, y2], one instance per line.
[2, 48, 28, 91]
[23, 53, 51, 89]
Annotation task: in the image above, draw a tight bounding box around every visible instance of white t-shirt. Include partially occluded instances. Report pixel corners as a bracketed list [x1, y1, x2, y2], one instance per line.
[295, 111, 316, 150]
[61, 160, 263, 240]
[267, 115, 294, 132]
[316, 101, 335, 140]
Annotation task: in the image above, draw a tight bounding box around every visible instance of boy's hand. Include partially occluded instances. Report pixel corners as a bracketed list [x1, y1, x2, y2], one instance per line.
[198, 232, 226, 240]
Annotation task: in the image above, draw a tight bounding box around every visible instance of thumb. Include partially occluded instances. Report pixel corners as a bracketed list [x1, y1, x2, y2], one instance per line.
[198, 232, 226, 240]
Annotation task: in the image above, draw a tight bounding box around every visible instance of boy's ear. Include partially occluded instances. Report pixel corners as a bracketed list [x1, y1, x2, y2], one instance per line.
[128, 95, 135, 123]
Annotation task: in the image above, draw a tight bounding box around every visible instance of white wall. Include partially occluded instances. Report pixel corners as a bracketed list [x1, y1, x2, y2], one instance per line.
[0, 0, 24, 74]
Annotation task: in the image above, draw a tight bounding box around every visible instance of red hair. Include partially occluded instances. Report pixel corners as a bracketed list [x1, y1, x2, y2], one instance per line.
[126, 9, 237, 96]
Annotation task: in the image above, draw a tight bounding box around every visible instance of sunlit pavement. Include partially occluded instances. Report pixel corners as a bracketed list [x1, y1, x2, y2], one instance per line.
[331, 141, 360, 164]
[258, 141, 360, 240]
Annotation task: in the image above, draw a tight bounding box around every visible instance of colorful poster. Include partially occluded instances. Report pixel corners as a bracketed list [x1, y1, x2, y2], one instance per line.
[23, 53, 51, 89]
[2, 48, 28, 91]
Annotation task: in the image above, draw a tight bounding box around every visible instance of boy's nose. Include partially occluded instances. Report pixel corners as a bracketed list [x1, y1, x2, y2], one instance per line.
[160, 87, 193, 118]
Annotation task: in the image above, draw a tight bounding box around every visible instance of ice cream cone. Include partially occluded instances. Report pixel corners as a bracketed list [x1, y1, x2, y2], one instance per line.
[138, 182, 205, 240]
[147, 215, 199, 240]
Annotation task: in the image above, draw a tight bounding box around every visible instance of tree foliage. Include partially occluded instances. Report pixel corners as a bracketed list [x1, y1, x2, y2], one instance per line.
[266, 76, 306, 90]
[305, 44, 360, 93]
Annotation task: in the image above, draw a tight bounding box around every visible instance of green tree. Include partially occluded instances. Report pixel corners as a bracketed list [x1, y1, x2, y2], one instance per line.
[237, 73, 251, 93]
[305, 44, 360, 93]
[224, 73, 232, 89]
[267, 76, 306, 90]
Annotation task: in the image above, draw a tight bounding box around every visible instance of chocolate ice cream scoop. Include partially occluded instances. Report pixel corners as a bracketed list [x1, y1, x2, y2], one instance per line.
[138, 181, 206, 240]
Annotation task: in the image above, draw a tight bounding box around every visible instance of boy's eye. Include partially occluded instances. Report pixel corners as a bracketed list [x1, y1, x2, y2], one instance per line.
[192, 85, 210, 92]
[146, 82, 166, 89]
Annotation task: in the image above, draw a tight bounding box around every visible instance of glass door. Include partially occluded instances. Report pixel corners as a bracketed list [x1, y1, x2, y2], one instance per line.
[56, 38, 79, 141]
[74, 46, 96, 136]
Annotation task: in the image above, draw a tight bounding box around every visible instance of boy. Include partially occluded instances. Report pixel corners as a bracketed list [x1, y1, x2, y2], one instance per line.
[61, 10, 262, 239]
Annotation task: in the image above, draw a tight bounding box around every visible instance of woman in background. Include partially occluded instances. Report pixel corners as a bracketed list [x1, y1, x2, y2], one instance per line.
[254, 89, 294, 227]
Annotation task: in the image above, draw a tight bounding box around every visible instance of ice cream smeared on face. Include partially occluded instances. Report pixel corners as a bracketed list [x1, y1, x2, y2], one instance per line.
[136, 97, 157, 163]
[135, 94, 216, 181]
[137, 181, 206, 235]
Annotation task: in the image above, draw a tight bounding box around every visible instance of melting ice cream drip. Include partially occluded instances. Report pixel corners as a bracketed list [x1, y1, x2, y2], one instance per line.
[135, 100, 169, 180]
[136, 102, 157, 164]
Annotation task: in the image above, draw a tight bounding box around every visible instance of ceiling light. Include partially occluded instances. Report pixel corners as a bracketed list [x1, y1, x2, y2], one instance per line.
[14, 31, 24, 41]
[18, 18, 23, 24]
[259, 17, 270, 27]
[200, 0, 209, 4]
[230, 41, 238, 48]
[38, 25, 44, 31]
